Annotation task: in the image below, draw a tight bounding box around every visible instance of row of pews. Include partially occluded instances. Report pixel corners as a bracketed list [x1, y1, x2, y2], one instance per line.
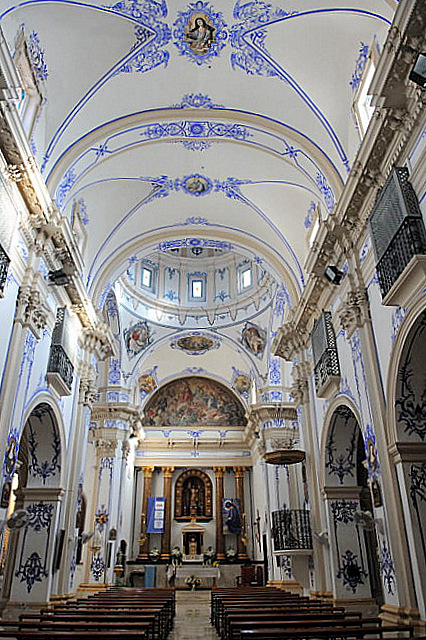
[211, 587, 418, 640]
[0, 587, 175, 639]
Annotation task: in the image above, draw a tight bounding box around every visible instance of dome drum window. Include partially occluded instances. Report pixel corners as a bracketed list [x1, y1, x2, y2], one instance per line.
[188, 272, 206, 303]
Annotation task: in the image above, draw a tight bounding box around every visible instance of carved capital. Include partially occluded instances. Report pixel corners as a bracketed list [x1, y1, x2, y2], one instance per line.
[121, 439, 131, 461]
[79, 378, 98, 409]
[94, 438, 117, 458]
[162, 466, 174, 479]
[213, 467, 224, 478]
[143, 466, 155, 478]
[79, 321, 115, 361]
[232, 467, 245, 479]
[337, 288, 370, 338]
[16, 286, 50, 338]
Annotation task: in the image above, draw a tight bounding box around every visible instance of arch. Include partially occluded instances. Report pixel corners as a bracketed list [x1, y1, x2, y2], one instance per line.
[321, 400, 363, 489]
[91, 225, 302, 311]
[143, 376, 247, 427]
[21, 396, 65, 489]
[385, 303, 426, 447]
[321, 402, 384, 604]
[174, 469, 213, 522]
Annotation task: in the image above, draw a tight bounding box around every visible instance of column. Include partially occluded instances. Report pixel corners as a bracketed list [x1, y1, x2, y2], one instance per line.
[233, 467, 249, 559]
[214, 467, 225, 560]
[138, 467, 155, 559]
[161, 467, 174, 559]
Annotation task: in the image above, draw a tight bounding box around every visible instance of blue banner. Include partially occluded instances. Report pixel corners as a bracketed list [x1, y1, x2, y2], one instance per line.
[147, 497, 165, 533]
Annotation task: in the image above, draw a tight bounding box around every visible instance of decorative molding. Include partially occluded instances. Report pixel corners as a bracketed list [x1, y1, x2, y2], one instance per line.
[272, 317, 309, 361]
[16, 285, 51, 339]
[79, 322, 115, 360]
[337, 288, 370, 338]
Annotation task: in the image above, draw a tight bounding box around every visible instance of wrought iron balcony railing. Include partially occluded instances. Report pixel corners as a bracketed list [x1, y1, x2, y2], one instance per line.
[376, 216, 426, 298]
[0, 243, 10, 295]
[312, 311, 340, 395]
[271, 509, 312, 552]
[47, 344, 74, 393]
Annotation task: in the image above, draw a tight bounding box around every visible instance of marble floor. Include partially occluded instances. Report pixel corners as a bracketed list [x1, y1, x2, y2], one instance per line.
[168, 590, 219, 640]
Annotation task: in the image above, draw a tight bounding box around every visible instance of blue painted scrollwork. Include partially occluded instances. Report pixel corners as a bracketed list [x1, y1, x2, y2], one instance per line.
[336, 549, 367, 594]
[16, 552, 48, 593]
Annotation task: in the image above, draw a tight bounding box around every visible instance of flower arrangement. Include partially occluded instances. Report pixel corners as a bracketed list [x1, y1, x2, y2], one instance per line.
[148, 546, 161, 561]
[226, 547, 237, 562]
[171, 546, 183, 565]
[184, 575, 201, 590]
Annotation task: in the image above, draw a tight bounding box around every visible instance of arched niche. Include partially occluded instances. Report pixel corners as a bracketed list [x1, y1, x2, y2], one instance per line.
[2, 402, 63, 605]
[174, 469, 213, 522]
[143, 376, 247, 426]
[322, 404, 383, 605]
[391, 310, 426, 616]
[395, 310, 426, 444]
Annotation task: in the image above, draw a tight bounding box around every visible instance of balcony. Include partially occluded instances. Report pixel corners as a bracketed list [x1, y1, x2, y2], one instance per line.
[47, 343, 74, 396]
[272, 509, 312, 554]
[369, 166, 426, 307]
[376, 217, 426, 307]
[312, 311, 340, 398]
[0, 243, 10, 297]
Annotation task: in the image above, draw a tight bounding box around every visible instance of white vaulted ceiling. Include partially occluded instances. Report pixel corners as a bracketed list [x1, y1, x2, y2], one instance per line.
[0, 0, 397, 386]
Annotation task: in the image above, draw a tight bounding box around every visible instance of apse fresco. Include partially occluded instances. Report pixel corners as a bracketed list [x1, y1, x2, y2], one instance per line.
[144, 377, 247, 426]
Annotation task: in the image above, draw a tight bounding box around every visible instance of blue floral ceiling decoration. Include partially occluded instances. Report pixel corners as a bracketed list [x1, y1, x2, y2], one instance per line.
[173, 1, 228, 66]
[107, 0, 171, 74]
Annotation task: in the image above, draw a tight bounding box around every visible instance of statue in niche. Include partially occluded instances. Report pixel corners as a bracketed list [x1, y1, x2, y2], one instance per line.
[182, 476, 205, 519]
[189, 536, 198, 556]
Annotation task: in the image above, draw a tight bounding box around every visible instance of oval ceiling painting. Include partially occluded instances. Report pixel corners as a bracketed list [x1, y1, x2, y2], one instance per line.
[143, 377, 247, 427]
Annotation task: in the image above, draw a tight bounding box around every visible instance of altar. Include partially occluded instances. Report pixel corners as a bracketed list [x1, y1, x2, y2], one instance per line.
[167, 565, 221, 588]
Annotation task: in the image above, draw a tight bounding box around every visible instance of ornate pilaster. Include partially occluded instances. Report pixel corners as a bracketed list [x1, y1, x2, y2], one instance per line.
[272, 318, 308, 361]
[161, 467, 174, 559]
[138, 467, 155, 559]
[290, 360, 312, 407]
[214, 467, 225, 560]
[233, 467, 248, 559]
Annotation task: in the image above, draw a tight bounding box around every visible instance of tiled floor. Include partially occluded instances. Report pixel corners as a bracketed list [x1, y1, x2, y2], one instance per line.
[168, 590, 219, 639]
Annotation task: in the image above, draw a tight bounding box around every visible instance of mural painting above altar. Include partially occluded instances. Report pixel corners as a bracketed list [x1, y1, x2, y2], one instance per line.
[143, 376, 247, 426]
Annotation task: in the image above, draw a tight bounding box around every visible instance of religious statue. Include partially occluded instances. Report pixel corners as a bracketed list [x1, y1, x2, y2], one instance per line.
[190, 484, 199, 515]
[189, 536, 198, 556]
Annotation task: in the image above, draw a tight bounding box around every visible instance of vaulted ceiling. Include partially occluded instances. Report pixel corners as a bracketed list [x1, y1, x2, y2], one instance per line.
[0, 0, 397, 390]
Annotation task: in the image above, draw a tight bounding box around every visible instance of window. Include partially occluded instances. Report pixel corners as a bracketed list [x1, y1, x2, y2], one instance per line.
[352, 39, 379, 137]
[192, 280, 203, 298]
[142, 267, 152, 288]
[241, 267, 252, 289]
[237, 262, 253, 293]
[188, 273, 206, 302]
[13, 28, 45, 137]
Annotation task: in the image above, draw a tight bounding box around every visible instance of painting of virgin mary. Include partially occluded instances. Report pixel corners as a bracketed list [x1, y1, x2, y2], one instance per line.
[185, 15, 215, 55]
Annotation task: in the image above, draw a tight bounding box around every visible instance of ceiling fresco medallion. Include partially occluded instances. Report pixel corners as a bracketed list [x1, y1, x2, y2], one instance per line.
[138, 373, 158, 394]
[171, 332, 220, 355]
[173, 1, 228, 66]
[124, 320, 152, 357]
[241, 322, 266, 357]
[181, 173, 212, 196]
